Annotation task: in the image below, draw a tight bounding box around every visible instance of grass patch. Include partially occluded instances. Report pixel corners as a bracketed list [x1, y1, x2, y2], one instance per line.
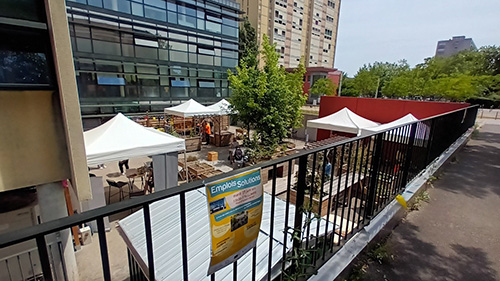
[409, 191, 430, 211]
[471, 124, 480, 139]
[344, 240, 393, 281]
[367, 242, 393, 265]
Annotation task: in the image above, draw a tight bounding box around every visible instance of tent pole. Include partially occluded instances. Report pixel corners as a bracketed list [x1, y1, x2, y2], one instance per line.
[184, 150, 188, 182]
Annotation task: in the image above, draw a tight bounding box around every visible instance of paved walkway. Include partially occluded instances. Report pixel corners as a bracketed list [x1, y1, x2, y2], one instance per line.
[360, 121, 500, 281]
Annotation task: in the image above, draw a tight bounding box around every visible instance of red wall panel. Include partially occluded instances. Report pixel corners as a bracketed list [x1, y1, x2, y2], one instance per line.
[315, 97, 469, 141]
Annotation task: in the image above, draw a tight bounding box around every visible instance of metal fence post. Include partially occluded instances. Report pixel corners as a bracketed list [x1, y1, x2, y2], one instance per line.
[365, 134, 383, 219]
[425, 119, 436, 166]
[290, 154, 308, 275]
[400, 123, 418, 188]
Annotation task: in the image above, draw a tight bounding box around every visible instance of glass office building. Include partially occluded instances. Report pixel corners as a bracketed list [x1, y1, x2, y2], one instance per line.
[65, 0, 241, 123]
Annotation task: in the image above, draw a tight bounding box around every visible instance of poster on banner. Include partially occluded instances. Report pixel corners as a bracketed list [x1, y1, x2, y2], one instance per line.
[205, 168, 263, 275]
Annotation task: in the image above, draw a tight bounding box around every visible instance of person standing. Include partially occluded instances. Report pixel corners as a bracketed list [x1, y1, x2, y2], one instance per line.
[205, 121, 211, 144]
[119, 159, 129, 175]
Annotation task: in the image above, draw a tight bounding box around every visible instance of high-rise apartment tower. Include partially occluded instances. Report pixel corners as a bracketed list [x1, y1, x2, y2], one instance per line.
[238, 0, 341, 68]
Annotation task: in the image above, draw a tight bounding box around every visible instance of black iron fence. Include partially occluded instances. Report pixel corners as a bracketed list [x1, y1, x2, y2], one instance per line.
[0, 106, 477, 281]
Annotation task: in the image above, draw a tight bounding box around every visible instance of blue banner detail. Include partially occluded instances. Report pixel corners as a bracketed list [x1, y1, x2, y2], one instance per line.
[97, 76, 125, 85]
[214, 197, 262, 222]
[207, 170, 261, 198]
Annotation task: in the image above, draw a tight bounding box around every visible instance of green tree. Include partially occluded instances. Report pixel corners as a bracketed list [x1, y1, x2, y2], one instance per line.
[238, 17, 258, 67]
[228, 35, 306, 148]
[352, 69, 378, 96]
[309, 78, 337, 98]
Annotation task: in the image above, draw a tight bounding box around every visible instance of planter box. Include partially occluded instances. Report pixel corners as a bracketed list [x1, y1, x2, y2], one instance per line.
[261, 160, 294, 185]
[184, 136, 201, 152]
[210, 131, 233, 147]
[289, 189, 330, 215]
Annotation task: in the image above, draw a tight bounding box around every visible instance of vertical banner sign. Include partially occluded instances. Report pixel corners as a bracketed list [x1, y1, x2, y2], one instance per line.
[206, 168, 263, 275]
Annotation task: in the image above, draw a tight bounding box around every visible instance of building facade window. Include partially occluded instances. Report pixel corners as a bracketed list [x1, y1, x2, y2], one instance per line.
[65, 0, 240, 115]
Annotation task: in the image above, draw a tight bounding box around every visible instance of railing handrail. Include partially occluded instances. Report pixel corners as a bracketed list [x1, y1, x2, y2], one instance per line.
[0, 105, 477, 248]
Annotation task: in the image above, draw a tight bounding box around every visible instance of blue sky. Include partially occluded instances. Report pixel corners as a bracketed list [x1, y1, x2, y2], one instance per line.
[334, 0, 500, 77]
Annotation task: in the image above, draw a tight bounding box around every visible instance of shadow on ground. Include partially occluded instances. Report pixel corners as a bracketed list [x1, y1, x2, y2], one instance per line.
[433, 124, 500, 199]
[347, 124, 500, 281]
[357, 220, 498, 281]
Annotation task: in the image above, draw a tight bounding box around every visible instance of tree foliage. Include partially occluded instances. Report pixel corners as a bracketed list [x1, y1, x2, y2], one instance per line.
[341, 46, 500, 103]
[229, 35, 306, 148]
[238, 17, 258, 67]
[310, 78, 337, 97]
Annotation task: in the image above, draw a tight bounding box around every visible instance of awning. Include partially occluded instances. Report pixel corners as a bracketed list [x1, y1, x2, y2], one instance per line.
[84, 113, 185, 165]
[307, 107, 379, 135]
[164, 99, 219, 118]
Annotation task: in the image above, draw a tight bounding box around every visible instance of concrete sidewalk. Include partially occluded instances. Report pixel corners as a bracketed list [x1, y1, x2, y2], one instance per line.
[359, 121, 500, 280]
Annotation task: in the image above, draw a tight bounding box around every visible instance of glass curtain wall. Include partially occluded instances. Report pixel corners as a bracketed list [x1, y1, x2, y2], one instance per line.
[66, 0, 240, 115]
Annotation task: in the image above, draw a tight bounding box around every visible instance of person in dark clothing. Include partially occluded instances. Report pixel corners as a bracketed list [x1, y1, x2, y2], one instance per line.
[119, 159, 129, 174]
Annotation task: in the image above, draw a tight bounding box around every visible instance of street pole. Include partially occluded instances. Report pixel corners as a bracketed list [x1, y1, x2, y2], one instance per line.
[338, 72, 343, 96]
[374, 77, 380, 98]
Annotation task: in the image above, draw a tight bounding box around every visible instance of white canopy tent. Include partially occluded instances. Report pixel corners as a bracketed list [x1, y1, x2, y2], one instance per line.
[307, 107, 379, 135]
[84, 113, 185, 166]
[206, 99, 232, 115]
[359, 114, 419, 136]
[163, 99, 219, 117]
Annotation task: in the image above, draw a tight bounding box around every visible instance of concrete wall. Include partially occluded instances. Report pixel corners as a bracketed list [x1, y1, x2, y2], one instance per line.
[316, 96, 470, 140]
[296, 113, 318, 141]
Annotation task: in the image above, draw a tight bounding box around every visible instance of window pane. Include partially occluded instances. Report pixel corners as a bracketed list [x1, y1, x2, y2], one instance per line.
[145, 6, 166, 21]
[198, 69, 213, 78]
[221, 57, 237, 68]
[198, 54, 213, 65]
[123, 63, 135, 73]
[167, 2, 176, 11]
[199, 81, 215, 88]
[222, 17, 237, 27]
[198, 88, 214, 97]
[95, 61, 122, 72]
[178, 5, 196, 16]
[171, 87, 189, 97]
[122, 44, 134, 57]
[0, 50, 52, 85]
[206, 21, 221, 33]
[170, 51, 188, 62]
[189, 53, 197, 63]
[103, 0, 131, 14]
[197, 19, 205, 30]
[159, 49, 169, 60]
[76, 38, 92, 52]
[167, 11, 177, 24]
[93, 40, 121, 56]
[132, 2, 144, 16]
[140, 86, 160, 97]
[137, 65, 157, 74]
[0, 0, 46, 22]
[178, 15, 196, 28]
[92, 28, 120, 42]
[170, 41, 187, 51]
[78, 59, 95, 70]
[144, 0, 165, 8]
[75, 26, 91, 38]
[88, 0, 103, 8]
[135, 46, 158, 59]
[170, 66, 187, 76]
[198, 48, 214, 55]
[222, 25, 237, 38]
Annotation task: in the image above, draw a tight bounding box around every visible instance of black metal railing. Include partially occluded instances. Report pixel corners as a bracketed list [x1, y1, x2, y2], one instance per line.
[0, 106, 477, 281]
